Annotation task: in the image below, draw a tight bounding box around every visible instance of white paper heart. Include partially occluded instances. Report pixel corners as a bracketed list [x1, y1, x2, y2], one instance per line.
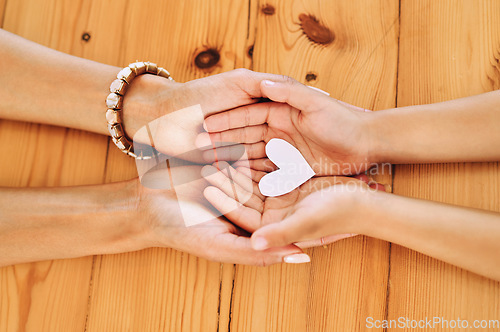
[259, 138, 315, 197]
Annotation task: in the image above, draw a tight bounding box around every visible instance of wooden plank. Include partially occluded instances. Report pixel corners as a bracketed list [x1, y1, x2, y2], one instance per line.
[83, 1, 255, 331]
[390, 0, 500, 329]
[0, 0, 6, 27]
[0, 0, 106, 331]
[228, 0, 399, 331]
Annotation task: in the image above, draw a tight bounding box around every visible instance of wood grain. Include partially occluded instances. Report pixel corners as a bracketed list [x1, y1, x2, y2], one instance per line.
[0, 0, 6, 27]
[0, 0, 107, 331]
[81, 1, 255, 331]
[390, 0, 500, 330]
[228, 0, 399, 331]
[2, 0, 500, 331]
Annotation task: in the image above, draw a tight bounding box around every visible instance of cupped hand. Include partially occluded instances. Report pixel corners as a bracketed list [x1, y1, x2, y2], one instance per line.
[124, 69, 295, 163]
[198, 77, 376, 175]
[130, 164, 304, 265]
[201, 162, 385, 249]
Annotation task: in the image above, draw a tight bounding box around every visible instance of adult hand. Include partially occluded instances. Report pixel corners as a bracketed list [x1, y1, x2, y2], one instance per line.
[201, 162, 385, 250]
[130, 164, 305, 265]
[123, 69, 292, 162]
[198, 77, 376, 175]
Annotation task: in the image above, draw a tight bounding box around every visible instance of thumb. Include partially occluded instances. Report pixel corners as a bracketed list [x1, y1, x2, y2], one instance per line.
[260, 79, 329, 113]
[251, 211, 310, 250]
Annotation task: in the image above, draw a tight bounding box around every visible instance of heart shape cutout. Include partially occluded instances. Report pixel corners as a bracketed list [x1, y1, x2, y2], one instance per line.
[259, 138, 315, 197]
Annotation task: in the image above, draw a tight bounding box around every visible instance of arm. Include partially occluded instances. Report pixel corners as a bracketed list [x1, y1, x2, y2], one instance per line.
[370, 90, 500, 164]
[364, 191, 500, 281]
[202, 80, 500, 175]
[0, 177, 301, 267]
[0, 182, 145, 266]
[250, 186, 500, 281]
[0, 29, 299, 158]
[0, 28, 162, 137]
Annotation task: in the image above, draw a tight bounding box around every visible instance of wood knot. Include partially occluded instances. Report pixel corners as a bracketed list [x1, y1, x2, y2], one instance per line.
[261, 4, 275, 15]
[81, 32, 91, 42]
[305, 72, 318, 82]
[194, 49, 220, 69]
[247, 45, 254, 58]
[299, 14, 334, 45]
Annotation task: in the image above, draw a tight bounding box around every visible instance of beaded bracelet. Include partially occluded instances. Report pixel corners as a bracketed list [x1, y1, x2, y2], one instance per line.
[106, 61, 174, 159]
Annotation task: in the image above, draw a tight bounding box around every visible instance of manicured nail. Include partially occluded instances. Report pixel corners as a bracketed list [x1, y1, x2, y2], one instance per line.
[283, 253, 311, 264]
[263, 80, 276, 86]
[307, 85, 330, 96]
[252, 237, 269, 250]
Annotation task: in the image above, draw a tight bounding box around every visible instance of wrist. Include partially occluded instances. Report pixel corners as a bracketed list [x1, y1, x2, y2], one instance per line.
[122, 74, 177, 140]
[362, 111, 387, 165]
[355, 188, 391, 235]
[90, 180, 152, 254]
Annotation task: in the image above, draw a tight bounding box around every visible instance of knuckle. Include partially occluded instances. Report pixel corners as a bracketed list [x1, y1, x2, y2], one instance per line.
[244, 106, 251, 126]
[261, 125, 269, 141]
[283, 75, 298, 86]
[233, 68, 251, 76]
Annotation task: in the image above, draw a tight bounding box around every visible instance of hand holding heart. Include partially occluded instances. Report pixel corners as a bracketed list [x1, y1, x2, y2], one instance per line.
[198, 77, 376, 176]
[258, 138, 315, 197]
[200, 161, 385, 250]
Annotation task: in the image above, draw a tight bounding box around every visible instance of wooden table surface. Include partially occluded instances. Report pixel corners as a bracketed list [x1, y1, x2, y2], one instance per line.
[0, 0, 499, 331]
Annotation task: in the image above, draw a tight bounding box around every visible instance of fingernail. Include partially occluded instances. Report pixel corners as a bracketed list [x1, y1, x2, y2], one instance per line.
[202, 121, 208, 131]
[252, 237, 269, 250]
[263, 80, 276, 86]
[307, 85, 330, 96]
[283, 253, 311, 264]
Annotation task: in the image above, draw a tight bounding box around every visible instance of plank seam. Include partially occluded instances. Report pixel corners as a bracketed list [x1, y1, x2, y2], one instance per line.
[383, 243, 392, 332]
[383, 1, 401, 330]
[0, 0, 6, 28]
[216, 264, 223, 332]
[84, 255, 97, 332]
[226, 266, 236, 332]
[101, 138, 111, 184]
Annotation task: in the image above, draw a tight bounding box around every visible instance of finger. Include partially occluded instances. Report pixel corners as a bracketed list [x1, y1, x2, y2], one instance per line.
[196, 125, 269, 149]
[296, 233, 358, 248]
[352, 174, 370, 184]
[203, 142, 266, 162]
[235, 166, 267, 184]
[352, 174, 386, 191]
[203, 103, 271, 132]
[233, 158, 277, 172]
[250, 211, 312, 250]
[260, 79, 330, 113]
[369, 183, 386, 192]
[205, 232, 307, 266]
[202, 165, 263, 211]
[217, 162, 265, 201]
[223, 164, 265, 200]
[203, 186, 262, 232]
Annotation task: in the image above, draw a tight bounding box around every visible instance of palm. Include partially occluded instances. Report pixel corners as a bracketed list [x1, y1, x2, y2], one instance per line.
[202, 162, 359, 247]
[136, 165, 300, 265]
[133, 69, 297, 163]
[201, 100, 371, 176]
[262, 102, 368, 175]
[258, 176, 342, 228]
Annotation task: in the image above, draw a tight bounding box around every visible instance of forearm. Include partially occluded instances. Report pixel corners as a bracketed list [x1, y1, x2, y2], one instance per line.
[362, 191, 500, 281]
[369, 90, 500, 163]
[0, 181, 148, 266]
[0, 29, 165, 137]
